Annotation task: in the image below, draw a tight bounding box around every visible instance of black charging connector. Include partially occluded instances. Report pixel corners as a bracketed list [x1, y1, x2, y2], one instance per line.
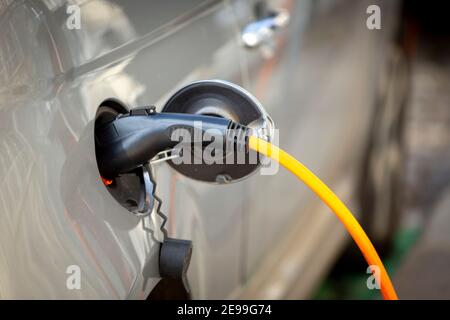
[95, 106, 250, 178]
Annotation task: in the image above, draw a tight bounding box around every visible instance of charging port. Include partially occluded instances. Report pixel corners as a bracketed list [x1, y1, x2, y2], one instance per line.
[95, 100, 154, 216]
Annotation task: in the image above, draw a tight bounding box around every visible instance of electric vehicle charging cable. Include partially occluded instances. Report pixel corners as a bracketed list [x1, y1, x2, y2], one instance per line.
[96, 109, 398, 300]
[248, 136, 399, 300]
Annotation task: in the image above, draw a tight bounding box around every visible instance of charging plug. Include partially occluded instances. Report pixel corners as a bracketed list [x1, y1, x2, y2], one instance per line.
[95, 107, 250, 178]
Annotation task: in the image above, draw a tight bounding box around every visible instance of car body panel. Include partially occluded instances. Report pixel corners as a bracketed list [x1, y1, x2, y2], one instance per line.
[0, 0, 246, 299]
[236, 0, 401, 296]
[238, 0, 381, 281]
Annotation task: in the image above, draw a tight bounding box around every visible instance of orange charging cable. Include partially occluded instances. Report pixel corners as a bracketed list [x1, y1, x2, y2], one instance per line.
[249, 136, 399, 300]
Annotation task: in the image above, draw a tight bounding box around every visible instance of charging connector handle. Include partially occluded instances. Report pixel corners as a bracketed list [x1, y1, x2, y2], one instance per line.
[95, 108, 249, 178]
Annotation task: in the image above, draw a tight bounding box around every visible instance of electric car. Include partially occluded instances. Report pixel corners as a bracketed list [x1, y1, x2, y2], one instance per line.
[0, 0, 406, 299]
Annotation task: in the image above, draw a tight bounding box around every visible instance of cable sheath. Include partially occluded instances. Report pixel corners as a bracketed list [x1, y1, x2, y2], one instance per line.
[249, 136, 398, 300]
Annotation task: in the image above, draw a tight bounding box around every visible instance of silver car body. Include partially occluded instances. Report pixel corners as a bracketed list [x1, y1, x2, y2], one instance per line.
[0, 0, 399, 298]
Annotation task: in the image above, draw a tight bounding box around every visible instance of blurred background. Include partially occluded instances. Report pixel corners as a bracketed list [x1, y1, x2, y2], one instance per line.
[314, 0, 450, 299]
